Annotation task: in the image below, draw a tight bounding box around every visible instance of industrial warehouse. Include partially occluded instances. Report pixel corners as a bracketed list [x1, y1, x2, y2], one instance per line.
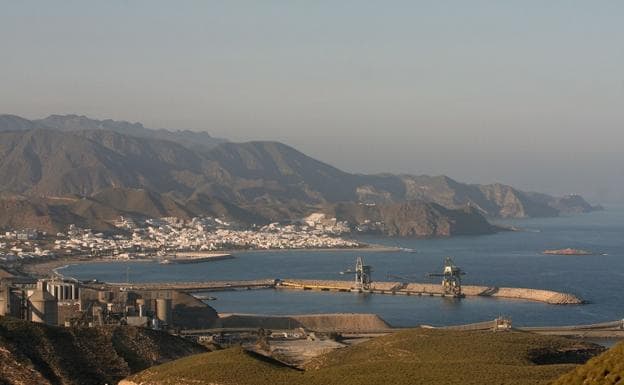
[0, 274, 217, 330]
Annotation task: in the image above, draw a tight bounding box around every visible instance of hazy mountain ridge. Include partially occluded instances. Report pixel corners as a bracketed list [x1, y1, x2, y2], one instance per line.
[38, 114, 228, 150]
[0, 113, 226, 150]
[0, 115, 598, 235]
[0, 128, 210, 197]
[0, 114, 45, 131]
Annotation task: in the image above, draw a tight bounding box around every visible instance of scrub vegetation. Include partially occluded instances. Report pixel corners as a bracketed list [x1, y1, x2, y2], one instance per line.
[125, 328, 604, 385]
[552, 341, 624, 385]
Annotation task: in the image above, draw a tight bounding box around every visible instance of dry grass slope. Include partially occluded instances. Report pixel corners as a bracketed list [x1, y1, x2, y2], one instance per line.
[551, 341, 624, 385]
[123, 347, 302, 385]
[126, 328, 603, 385]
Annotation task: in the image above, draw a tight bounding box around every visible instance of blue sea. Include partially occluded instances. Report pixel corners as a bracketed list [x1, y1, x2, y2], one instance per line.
[60, 206, 624, 327]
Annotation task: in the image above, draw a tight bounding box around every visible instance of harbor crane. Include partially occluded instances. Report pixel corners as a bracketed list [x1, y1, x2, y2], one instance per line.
[354, 257, 372, 290]
[428, 257, 465, 297]
[341, 257, 373, 290]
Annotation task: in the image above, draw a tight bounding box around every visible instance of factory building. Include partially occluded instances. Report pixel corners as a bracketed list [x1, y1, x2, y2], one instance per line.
[0, 279, 60, 326]
[0, 286, 15, 317]
[46, 280, 80, 301]
[27, 281, 58, 325]
[2, 277, 218, 330]
[155, 297, 172, 326]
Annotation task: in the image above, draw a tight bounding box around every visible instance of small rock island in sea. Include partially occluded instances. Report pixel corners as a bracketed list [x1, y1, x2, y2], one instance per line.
[543, 248, 593, 256]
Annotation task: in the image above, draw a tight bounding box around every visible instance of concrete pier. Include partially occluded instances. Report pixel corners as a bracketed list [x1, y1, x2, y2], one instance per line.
[102, 278, 583, 305]
[277, 279, 584, 305]
[105, 279, 276, 292]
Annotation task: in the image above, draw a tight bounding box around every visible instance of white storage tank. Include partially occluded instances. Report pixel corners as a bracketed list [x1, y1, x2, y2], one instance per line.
[29, 282, 58, 326]
[46, 280, 80, 301]
[0, 288, 8, 316]
[155, 298, 172, 326]
[136, 298, 145, 317]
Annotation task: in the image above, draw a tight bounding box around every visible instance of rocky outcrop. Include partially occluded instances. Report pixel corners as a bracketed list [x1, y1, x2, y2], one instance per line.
[0, 316, 206, 385]
[330, 201, 498, 237]
[547, 194, 600, 215]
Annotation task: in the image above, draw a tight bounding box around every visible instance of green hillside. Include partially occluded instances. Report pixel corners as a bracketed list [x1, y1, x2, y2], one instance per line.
[125, 328, 603, 385]
[552, 341, 624, 385]
[124, 347, 302, 385]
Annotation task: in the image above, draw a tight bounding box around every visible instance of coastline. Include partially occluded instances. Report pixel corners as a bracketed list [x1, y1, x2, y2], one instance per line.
[22, 257, 155, 278]
[236, 243, 402, 254]
[19, 243, 401, 278]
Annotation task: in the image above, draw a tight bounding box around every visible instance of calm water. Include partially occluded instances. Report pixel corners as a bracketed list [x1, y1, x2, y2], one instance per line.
[61, 206, 624, 327]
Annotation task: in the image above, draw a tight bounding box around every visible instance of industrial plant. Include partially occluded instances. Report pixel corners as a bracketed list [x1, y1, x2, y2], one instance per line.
[0, 274, 216, 330]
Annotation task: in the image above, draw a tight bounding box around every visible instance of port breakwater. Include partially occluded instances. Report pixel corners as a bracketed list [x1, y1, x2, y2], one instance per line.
[107, 279, 276, 291]
[110, 278, 583, 305]
[277, 279, 583, 305]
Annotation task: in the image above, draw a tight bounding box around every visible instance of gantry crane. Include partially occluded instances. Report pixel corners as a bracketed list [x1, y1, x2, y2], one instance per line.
[428, 257, 465, 297]
[354, 257, 372, 290]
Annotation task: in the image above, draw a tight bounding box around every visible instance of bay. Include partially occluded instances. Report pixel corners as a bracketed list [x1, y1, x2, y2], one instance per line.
[60, 205, 624, 327]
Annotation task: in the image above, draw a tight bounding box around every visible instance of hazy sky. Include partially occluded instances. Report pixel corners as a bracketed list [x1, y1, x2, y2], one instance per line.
[1, 1, 623, 202]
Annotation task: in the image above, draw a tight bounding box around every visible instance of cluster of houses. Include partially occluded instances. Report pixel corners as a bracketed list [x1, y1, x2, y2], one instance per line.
[1, 230, 54, 263]
[0, 214, 361, 264]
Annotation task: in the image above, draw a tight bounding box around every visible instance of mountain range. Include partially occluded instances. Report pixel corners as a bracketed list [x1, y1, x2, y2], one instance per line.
[0, 114, 599, 235]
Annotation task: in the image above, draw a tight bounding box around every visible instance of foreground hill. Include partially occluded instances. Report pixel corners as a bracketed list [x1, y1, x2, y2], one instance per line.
[0, 115, 599, 235]
[552, 341, 624, 385]
[0, 316, 206, 385]
[123, 329, 602, 385]
[123, 328, 603, 385]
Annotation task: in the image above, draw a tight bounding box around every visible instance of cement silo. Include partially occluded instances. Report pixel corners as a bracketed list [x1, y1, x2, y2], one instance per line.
[0, 288, 8, 316]
[29, 282, 58, 326]
[155, 298, 172, 326]
[136, 298, 145, 317]
[0, 288, 21, 318]
[46, 279, 80, 301]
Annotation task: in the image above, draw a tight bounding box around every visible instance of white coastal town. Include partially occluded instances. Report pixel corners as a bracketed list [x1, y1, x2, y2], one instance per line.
[0, 214, 364, 265]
